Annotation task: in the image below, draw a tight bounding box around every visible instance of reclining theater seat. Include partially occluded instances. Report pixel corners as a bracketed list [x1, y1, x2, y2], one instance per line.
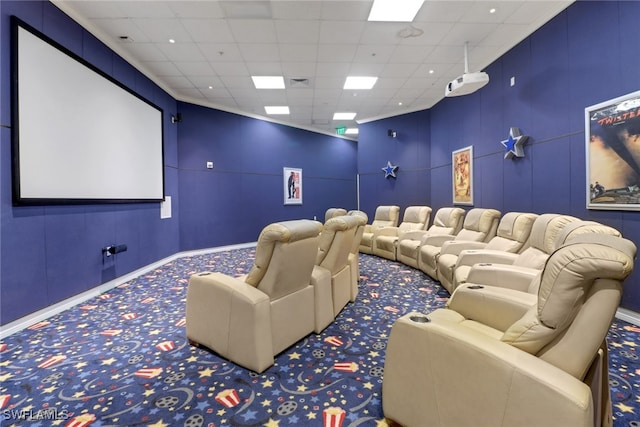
[324, 207, 347, 222]
[396, 207, 465, 269]
[418, 207, 501, 281]
[359, 205, 400, 254]
[383, 233, 637, 427]
[464, 219, 622, 294]
[372, 206, 432, 261]
[436, 211, 538, 293]
[347, 210, 368, 302]
[313, 215, 360, 328]
[455, 214, 580, 292]
[186, 219, 322, 373]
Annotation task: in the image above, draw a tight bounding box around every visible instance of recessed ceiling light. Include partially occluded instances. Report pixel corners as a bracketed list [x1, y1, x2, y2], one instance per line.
[398, 102, 403, 106]
[265, 106, 290, 115]
[489, 8, 496, 14]
[429, 69, 435, 74]
[169, 39, 176, 44]
[252, 76, 285, 89]
[368, 0, 425, 22]
[345, 128, 359, 135]
[208, 86, 213, 90]
[333, 112, 357, 120]
[344, 76, 378, 90]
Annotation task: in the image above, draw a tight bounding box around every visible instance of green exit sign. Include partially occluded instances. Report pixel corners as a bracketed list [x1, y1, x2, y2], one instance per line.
[335, 126, 346, 135]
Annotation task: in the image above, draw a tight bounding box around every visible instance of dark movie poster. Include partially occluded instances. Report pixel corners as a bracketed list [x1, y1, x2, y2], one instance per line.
[586, 90, 640, 210]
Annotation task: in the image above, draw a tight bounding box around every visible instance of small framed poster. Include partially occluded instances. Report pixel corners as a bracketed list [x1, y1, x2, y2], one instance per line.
[452, 146, 473, 205]
[283, 167, 302, 205]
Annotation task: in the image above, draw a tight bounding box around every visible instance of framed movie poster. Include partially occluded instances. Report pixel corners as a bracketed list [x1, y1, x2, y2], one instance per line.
[586, 90, 640, 210]
[452, 146, 473, 205]
[283, 167, 302, 205]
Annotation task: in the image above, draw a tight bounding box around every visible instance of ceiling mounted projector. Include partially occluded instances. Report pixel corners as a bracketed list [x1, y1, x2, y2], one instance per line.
[445, 42, 489, 97]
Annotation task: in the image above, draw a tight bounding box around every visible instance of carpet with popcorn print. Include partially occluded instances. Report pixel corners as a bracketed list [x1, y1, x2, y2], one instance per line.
[1, 249, 639, 427]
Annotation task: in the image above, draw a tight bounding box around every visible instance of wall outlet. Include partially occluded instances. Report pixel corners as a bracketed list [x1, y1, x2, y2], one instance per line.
[206, 161, 214, 169]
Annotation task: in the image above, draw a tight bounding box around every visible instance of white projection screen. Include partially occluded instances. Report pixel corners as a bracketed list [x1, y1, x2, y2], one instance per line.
[12, 18, 164, 205]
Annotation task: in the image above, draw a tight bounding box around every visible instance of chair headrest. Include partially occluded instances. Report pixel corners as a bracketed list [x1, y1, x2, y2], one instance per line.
[462, 208, 501, 232]
[348, 210, 368, 224]
[496, 212, 538, 243]
[527, 214, 579, 254]
[325, 207, 347, 222]
[554, 220, 621, 248]
[403, 206, 431, 225]
[433, 207, 465, 228]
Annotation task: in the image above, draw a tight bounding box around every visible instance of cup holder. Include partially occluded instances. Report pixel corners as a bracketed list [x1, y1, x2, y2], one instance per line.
[478, 263, 492, 266]
[467, 285, 484, 290]
[409, 315, 430, 323]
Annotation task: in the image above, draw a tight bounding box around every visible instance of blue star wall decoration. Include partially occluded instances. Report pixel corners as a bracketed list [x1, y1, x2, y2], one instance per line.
[382, 161, 399, 178]
[501, 127, 529, 159]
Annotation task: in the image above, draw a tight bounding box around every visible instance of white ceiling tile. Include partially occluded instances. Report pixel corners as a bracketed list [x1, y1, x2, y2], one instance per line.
[210, 62, 250, 77]
[168, 1, 226, 19]
[359, 22, 405, 45]
[181, 19, 235, 43]
[199, 44, 244, 62]
[353, 45, 395, 63]
[162, 75, 196, 89]
[220, 76, 254, 89]
[271, 1, 322, 20]
[321, 1, 373, 21]
[174, 61, 215, 76]
[141, 61, 183, 76]
[275, 20, 320, 44]
[188, 75, 224, 89]
[65, 1, 126, 19]
[134, 18, 193, 43]
[319, 21, 366, 44]
[157, 42, 206, 62]
[389, 44, 433, 63]
[317, 44, 358, 63]
[281, 62, 317, 78]
[116, 1, 176, 18]
[228, 20, 278, 43]
[90, 18, 150, 43]
[239, 44, 281, 62]
[381, 63, 420, 79]
[414, 1, 473, 23]
[347, 62, 385, 75]
[121, 43, 167, 61]
[245, 62, 284, 75]
[280, 44, 318, 63]
[315, 63, 351, 78]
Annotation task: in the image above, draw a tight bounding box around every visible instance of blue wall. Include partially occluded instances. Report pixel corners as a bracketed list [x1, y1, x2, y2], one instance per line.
[357, 1, 640, 310]
[0, 1, 181, 324]
[177, 103, 358, 250]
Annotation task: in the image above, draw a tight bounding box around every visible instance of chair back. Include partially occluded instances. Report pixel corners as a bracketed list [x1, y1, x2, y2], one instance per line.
[484, 212, 538, 253]
[325, 207, 347, 223]
[316, 215, 360, 274]
[245, 220, 322, 300]
[347, 210, 368, 255]
[398, 206, 432, 233]
[371, 205, 400, 228]
[502, 234, 636, 379]
[513, 214, 579, 269]
[427, 207, 465, 236]
[454, 208, 501, 242]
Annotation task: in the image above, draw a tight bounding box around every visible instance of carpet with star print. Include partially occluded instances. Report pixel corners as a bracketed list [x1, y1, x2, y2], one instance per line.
[1, 249, 639, 426]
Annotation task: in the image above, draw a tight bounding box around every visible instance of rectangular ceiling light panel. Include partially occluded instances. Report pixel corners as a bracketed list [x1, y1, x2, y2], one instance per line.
[368, 0, 425, 22]
[252, 75, 285, 89]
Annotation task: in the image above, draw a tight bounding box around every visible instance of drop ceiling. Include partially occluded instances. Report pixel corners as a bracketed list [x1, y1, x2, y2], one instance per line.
[53, 0, 575, 139]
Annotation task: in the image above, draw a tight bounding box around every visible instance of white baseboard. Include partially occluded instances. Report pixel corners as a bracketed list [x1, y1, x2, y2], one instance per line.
[615, 307, 640, 327]
[0, 242, 256, 339]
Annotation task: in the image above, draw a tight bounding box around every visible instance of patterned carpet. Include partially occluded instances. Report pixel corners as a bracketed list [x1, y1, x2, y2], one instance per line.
[0, 248, 639, 426]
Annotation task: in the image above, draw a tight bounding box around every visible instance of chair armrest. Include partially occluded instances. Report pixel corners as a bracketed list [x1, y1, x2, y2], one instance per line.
[466, 264, 539, 292]
[375, 226, 399, 237]
[440, 240, 488, 256]
[186, 272, 274, 372]
[456, 249, 519, 267]
[447, 284, 537, 331]
[399, 230, 428, 241]
[421, 234, 454, 247]
[383, 312, 593, 427]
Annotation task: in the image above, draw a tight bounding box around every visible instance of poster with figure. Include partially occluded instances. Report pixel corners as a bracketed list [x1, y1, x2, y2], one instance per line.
[586, 90, 640, 210]
[283, 167, 302, 205]
[452, 146, 473, 205]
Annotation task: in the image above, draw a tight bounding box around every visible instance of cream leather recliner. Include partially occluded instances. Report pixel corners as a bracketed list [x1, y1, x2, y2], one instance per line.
[359, 205, 400, 254]
[347, 210, 368, 302]
[396, 207, 465, 269]
[372, 206, 432, 261]
[436, 212, 538, 293]
[383, 233, 636, 427]
[324, 207, 347, 222]
[418, 208, 501, 281]
[186, 219, 322, 373]
[314, 215, 360, 322]
[464, 219, 621, 294]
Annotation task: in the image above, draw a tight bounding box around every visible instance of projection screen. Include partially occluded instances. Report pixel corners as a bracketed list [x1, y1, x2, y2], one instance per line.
[12, 18, 165, 205]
